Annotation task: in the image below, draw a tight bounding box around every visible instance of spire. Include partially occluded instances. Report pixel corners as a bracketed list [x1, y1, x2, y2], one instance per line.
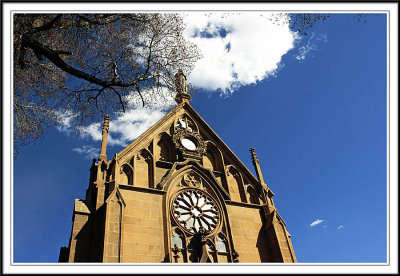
[98, 114, 110, 161]
[249, 148, 265, 185]
[174, 69, 192, 104]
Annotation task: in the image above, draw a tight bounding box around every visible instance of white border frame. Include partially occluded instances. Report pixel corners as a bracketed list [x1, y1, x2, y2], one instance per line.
[2, 2, 398, 274]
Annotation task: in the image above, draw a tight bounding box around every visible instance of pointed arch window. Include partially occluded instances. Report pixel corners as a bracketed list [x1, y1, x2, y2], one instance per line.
[216, 235, 227, 252]
[171, 228, 187, 263]
[216, 234, 230, 263]
[172, 230, 184, 249]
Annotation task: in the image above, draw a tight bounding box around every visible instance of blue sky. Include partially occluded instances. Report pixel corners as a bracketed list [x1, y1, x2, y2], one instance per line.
[10, 12, 390, 267]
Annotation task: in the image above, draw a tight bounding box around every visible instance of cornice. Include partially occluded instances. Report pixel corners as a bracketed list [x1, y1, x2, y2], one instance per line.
[225, 200, 262, 209]
[119, 184, 166, 195]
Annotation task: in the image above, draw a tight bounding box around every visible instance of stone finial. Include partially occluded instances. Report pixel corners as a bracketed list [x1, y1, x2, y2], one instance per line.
[99, 114, 110, 161]
[102, 114, 110, 133]
[250, 147, 271, 205]
[250, 147, 259, 164]
[174, 69, 192, 104]
[249, 147, 265, 185]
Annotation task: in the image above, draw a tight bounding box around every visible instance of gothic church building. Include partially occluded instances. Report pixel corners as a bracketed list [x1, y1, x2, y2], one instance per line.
[59, 70, 297, 263]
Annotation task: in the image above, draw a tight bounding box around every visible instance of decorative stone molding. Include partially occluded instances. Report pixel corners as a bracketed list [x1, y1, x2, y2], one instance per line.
[102, 114, 110, 133]
[181, 173, 202, 188]
[225, 165, 239, 177]
[172, 128, 206, 161]
[232, 250, 240, 262]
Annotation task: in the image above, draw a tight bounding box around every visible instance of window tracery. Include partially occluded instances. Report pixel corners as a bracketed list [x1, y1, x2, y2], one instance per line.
[167, 170, 236, 263]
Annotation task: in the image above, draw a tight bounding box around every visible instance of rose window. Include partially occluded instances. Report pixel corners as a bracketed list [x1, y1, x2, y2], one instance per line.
[172, 189, 220, 234]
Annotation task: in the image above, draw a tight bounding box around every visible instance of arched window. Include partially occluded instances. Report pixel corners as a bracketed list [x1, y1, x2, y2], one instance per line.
[172, 229, 184, 249]
[206, 240, 217, 262]
[216, 235, 227, 252]
[167, 170, 235, 263]
[171, 228, 186, 263]
[216, 234, 230, 263]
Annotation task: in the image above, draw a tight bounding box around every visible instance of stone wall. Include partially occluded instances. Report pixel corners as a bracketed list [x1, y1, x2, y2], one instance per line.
[120, 189, 165, 263]
[226, 203, 266, 262]
[68, 199, 91, 262]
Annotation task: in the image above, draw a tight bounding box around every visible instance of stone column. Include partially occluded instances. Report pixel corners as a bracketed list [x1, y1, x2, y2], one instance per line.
[249, 148, 265, 185]
[249, 148, 275, 213]
[99, 114, 110, 161]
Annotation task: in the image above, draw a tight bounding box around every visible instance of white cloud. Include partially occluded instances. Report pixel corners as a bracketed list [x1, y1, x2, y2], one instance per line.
[57, 87, 175, 147]
[72, 145, 99, 159]
[55, 110, 77, 135]
[57, 14, 320, 147]
[337, 225, 344, 230]
[183, 12, 297, 94]
[107, 108, 166, 147]
[310, 219, 325, 227]
[75, 107, 168, 148]
[295, 32, 328, 61]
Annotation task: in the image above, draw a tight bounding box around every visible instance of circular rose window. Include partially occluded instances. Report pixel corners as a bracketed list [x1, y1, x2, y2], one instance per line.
[172, 189, 220, 234]
[181, 137, 197, 151]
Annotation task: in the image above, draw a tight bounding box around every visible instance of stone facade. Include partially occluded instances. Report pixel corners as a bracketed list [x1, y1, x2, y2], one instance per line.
[59, 72, 297, 263]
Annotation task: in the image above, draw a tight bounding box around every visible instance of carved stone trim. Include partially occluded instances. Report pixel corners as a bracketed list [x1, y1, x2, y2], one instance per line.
[181, 173, 202, 188]
[225, 200, 263, 209]
[119, 184, 166, 195]
[172, 128, 206, 160]
[102, 114, 110, 133]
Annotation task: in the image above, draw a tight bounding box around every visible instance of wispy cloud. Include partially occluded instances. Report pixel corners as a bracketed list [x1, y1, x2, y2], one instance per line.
[57, 87, 175, 147]
[55, 111, 77, 135]
[76, 108, 167, 147]
[295, 32, 328, 61]
[337, 225, 344, 230]
[310, 219, 325, 227]
[183, 12, 297, 94]
[72, 145, 99, 159]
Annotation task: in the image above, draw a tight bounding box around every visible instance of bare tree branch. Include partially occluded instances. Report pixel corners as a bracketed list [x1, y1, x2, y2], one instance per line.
[13, 13, 201, 156]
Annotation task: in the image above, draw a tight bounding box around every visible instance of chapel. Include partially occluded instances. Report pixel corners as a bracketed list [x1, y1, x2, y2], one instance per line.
[58, 70, 297, 263]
